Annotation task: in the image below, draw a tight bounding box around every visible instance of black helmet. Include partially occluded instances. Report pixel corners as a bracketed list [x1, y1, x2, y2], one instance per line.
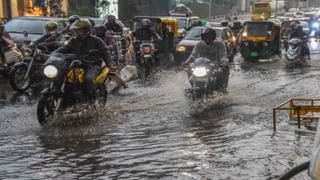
[94, 25, 106, 38]
[68, 15, 80, 24]
[201, 28, 216, 40]
[88, 18, 95, 27]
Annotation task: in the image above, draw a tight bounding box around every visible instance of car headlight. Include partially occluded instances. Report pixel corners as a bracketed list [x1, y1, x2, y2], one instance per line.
[313, 22, 320, 28]
[43, 65, 58, 79]
[192, 67, 208, 77]
[263, 42, 268, 46]
[176, 46, 186, 52]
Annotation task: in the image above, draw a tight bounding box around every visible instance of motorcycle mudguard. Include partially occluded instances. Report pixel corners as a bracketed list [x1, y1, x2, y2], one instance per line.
[12, 62, 28, 68]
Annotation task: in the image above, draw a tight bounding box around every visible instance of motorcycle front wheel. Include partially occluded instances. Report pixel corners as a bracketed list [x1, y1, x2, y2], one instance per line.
[9, 65, 31, 92]
[37, 94, 58, 126]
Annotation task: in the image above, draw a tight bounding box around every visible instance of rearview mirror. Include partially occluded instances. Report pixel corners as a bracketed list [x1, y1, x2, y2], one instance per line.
[266, 31, 272, 36]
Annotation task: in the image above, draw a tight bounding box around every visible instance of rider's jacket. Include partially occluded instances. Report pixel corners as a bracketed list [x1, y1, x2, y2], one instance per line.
[134, 28, 157, 41]
[186, 40, 228, 66]
[54, 35, 111, 67]
[105, 22, 123, 34]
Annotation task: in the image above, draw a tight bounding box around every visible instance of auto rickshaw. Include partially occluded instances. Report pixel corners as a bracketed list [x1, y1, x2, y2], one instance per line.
[239, 20, 281, 61]
[131, 16, 179, 55]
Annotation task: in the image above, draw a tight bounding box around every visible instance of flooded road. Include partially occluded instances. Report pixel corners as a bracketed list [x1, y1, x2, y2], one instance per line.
[0, 54, 320, 179]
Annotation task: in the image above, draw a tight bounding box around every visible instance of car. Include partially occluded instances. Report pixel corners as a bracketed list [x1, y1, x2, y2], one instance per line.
[4, 16, 67, 46]
[175, 26, 237, 63]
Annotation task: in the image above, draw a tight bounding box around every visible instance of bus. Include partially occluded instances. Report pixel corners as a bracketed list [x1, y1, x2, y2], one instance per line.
[252, 2, 272, 20]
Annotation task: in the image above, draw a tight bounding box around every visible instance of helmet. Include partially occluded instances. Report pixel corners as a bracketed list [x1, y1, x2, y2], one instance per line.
[201, 28, 216, 38]
[70, 19, 92, 38]
[94, 25, 106, 38]
[88, 18, 95, 27]
[45, 21, 58, 34]
[68, 15, 80, 24]
[107, 15, 116, 22]
[141, 18, 151, 27]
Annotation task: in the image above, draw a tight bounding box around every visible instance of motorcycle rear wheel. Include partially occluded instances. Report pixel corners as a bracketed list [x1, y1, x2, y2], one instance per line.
[9, 65, 31, 92]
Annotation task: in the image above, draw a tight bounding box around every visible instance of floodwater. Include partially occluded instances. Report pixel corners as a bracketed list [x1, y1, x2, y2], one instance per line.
[0, 54, 320, 179]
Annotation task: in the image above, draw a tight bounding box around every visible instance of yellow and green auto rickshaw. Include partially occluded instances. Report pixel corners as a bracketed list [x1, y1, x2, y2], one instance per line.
[131, 16, 179, 55]
[239, 20, 281, 61]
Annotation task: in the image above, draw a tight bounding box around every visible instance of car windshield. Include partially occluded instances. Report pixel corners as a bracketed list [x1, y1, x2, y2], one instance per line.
[244, 23, 272, 36]
[184, 28, 222, 40]
[5, 19, 47, 34]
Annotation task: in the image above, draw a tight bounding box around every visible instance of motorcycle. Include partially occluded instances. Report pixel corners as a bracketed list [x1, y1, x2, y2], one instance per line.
[188, 58, 222, 101]
[0, 45, 23, 76]
[135, 40, 155, 76]
[285, 37, 309, 67]
[279, 122, 320, 179]
[36, 50, 110, 125]
[8, 44, 49, 92]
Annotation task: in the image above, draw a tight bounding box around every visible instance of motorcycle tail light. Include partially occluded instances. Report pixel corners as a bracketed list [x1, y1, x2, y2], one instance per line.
[143, 47, 151, 53]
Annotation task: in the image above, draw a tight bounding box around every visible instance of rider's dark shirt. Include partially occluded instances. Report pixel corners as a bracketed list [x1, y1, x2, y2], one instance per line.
[55, 35, 111, 66]
[134, 28, 156, 41]
[105, 22, 123, 34]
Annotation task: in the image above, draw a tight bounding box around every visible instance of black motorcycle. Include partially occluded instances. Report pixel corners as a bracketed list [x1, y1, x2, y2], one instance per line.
[188, 58, 222, 101]
[37, 50, 110, 125]
[135, 40, 155, 76]
[8, 44, 49, 92]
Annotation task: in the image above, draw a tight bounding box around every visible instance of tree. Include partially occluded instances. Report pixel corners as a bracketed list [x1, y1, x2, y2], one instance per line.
[94, 0, 110, 17]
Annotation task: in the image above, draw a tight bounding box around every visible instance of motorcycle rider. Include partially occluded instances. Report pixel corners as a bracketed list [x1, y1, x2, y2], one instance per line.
[133, 18, 160, 66]
[0, 25, 13, 67]
[62, 15, 80, 35]
[105, 15, 123, 34]
[54, 19, 112, 103]
[184, 28, 229, 93]
[288, 22, 311, 60]
[31, 21, 64, 52]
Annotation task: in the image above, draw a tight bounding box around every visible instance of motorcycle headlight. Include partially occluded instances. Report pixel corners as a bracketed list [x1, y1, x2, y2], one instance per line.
[313, 22, 320, 28]
[176, 46, 186, 52]
[192, 67, 208, 77]
[43, 65, 58, 79]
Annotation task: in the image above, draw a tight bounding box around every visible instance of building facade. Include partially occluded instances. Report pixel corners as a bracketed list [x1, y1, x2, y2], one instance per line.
[0, 0, 68, 19]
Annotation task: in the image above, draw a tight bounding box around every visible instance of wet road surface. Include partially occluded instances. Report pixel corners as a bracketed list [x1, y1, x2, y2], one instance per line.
[1, 53, 320, 179]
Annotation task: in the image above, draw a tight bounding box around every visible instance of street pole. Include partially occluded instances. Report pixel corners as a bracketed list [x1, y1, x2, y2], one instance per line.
[275, 0, 278, 17]
[209, 0, 212, 20]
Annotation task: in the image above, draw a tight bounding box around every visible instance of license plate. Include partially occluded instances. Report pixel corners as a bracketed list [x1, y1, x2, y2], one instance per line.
[250, 52, 258, 57]
[194, 77, 208, 82]
[144, 54, 152, 58]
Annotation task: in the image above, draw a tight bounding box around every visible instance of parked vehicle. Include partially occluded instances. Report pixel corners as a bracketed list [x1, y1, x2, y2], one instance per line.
[9, 44, 49, 92]
[4, 16, 67, 46]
